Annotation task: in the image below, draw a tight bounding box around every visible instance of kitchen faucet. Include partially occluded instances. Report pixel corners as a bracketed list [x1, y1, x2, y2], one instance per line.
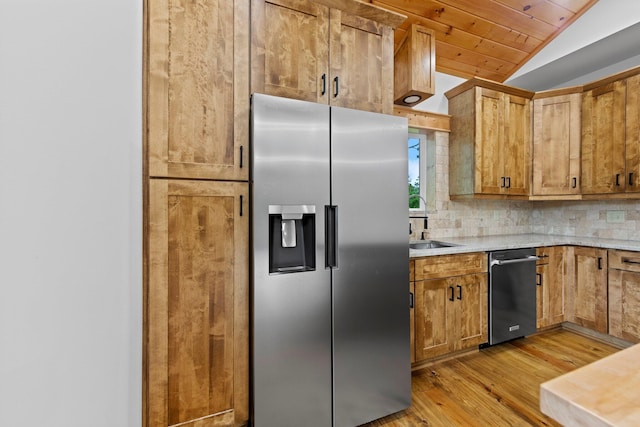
[409, 194, 429, 236]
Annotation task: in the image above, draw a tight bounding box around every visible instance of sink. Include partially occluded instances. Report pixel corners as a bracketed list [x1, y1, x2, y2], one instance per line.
[409, 240, 458, 250]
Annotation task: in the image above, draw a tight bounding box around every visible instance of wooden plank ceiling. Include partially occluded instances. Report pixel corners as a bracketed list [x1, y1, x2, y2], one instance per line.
[370, 0, 599, 82]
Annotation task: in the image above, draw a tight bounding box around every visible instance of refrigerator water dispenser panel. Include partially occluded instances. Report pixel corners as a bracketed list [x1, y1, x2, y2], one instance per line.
[268, 205, 316, 274]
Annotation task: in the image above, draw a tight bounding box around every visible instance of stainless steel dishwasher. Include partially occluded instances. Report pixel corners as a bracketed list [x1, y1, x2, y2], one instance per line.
[488, 248, 538, 345]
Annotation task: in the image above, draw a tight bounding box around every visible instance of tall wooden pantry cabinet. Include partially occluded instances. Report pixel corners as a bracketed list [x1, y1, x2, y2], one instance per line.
[144, 1, 404, 427]
[144, 1, 249, 426]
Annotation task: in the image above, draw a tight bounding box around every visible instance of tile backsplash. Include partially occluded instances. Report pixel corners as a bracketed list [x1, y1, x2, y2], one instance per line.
[409, 130, 640, 242]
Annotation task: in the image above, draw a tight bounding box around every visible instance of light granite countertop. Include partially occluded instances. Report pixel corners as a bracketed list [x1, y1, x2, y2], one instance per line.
[410, 233, 640, 258]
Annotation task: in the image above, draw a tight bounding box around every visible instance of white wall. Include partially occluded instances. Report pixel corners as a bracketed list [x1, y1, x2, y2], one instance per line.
[0, 1, 142, 426]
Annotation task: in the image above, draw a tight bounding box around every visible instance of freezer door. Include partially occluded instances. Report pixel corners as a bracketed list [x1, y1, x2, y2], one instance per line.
[251, 94, 332, 427]
[330, 107, 411, 427]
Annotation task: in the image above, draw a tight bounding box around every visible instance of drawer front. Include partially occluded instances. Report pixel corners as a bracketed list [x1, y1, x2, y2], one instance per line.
[609, 249, 640, 272]
[414, 252, 487, 280]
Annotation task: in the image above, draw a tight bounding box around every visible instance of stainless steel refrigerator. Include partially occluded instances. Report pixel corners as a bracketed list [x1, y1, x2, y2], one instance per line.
[251, 93, 410, 427]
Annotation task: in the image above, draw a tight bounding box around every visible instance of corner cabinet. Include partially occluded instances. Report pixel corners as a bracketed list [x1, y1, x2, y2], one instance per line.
[147, 0, 249, 181]
[250, 0, 404, 114]
[147, 180, 249, 427]
[532, 90, 582, 198]
[413, 253, 487, 362]
[447, 79, 533, 199]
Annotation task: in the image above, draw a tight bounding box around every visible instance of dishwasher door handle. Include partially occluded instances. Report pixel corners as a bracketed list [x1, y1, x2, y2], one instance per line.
[490, 256, 539, 267]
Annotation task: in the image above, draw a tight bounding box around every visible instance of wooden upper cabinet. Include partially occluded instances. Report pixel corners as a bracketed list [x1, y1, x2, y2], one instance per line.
[532, 91, 582, 197]
[393, 24, 435, 106]
[328, 9, 394, 113]
[626, 74, 640, 192]
[251, 0, 329, 103]
[147, 179, 249, 427]
[447, 79, 533, 199]
[581, 80, 626, 194]
[147, 0, 249, 181]
[251, 0, 403, 114]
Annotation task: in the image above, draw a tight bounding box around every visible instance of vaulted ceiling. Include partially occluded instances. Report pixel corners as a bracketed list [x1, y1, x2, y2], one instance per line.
[371, 0, 599, 82]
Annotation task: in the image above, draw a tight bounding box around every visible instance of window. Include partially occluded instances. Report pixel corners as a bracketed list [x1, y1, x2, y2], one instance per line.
[408, 129, 435, 212]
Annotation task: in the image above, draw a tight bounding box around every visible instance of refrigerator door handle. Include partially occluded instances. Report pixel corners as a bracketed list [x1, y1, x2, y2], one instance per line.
[325, 205, 338, 268]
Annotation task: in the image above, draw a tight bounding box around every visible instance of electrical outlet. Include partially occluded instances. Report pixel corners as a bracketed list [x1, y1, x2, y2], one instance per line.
[606, 211, 625, 224]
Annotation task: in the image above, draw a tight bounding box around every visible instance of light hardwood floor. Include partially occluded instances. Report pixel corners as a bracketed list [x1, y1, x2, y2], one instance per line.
[364, 329, 620, 426]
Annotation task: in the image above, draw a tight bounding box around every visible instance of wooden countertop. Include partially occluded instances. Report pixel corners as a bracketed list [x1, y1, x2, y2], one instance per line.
[540, 343, 640, 426]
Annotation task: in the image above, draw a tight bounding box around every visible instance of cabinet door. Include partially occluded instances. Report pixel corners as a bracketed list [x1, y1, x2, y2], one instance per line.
[329, 9, 393, 114]
[626, 74, 640, 192]
[251, 0, 329, 103]
[147, 180, 249, 427]
[453, 273, 488, 351]
[609, 250, 640, 342]
[536, 246, 565, 329]
[475, 88, 506, 194]
[566, 247, 607, 333]
[609, 269, 640, 342]
[581, 81, 626, 194]
[148, 0, 249, 181]
[532, 94, 581, 195]
[503, 95, 531, 195]
[414, 278, 454, 361]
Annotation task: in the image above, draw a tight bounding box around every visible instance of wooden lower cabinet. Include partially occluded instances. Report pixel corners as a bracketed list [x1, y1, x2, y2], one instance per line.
[536, 246, 566, 329]
[146, 179, 249, 427]
[413, 253, 487, 363]
[565, 246, 608, 334]
[608, 249, 640, 343]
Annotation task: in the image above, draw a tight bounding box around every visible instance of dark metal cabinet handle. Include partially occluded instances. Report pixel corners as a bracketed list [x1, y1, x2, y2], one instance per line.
[239, 145, 244, 168]
[501, 177, 506, 188]
[506, 177, 511, 188]
[239, 195, 244, 217]
[630, 172, 634, 186]
[333, 76, 339, 98]
[598, 257, 603, 270]
[449, 286, 454, 302]
[616, 173, 621, 186]
[409, 292, 414, 309]
[321, 73, 326, 96]
[572, 177, 577, 188]
[536, 273, 542, 286]
[623, 257, 640, 265]
[456, 285, 462, 300]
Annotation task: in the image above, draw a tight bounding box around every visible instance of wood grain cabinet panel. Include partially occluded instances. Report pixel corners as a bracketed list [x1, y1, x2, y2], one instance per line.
[415, 278, 452, 360]
[413, 254, 487, 363]
[147, 180, 248, 427]
[447, 80, 533, 199]
[581, 81, 626, 194]
[532, 92, 582, 196]
[251, 0, 329, 103]
[608, 249, 640, 343]
[147, 0, 249, 181]
[251, 0, 397, 113]
[565, 246, 608, 334]
[626, 74, 640, 192]
[536, 246, 566, 329]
